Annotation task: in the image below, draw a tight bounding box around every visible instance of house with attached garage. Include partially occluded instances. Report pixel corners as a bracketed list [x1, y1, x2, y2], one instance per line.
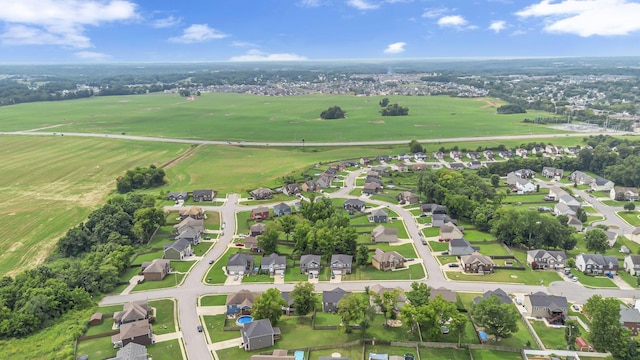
[449, 162, 465, 170]
[106, 342, 149, 360]
[569, 171, 593, 185]
[576, 253, 619, 275]
[412, 163, 428, 171]
[371, 249, 405, 271]
[369, 284, 407, 311]
[524, 292, 568, 325]
[179, 206, 204, 220]
[251, 206, 270, 221]
[111, 319, 153, 348]
[241, 318, 281, 351]
[344, 199, 366, 213]
[173, 217, 203, 245]
[299, 254, 321, 276]
[620, 305, 640, 336]
[527, 249, 567, 270]
[624, 255, 640, 276]
[439, 222, 464, 241]
[432, 213, 456, 228]
[301, 180, 319, 192]
[226, 253, 255, 275]
[610, 187, 639, 201]
[330, 254, 353, 275]
[473, 288, 511, 305]
[250, 187, 274, 200]
[282, 183, 301, 196]
[362, 182, 382, 195]
[461, 253, 494, 274]
[371, 225, 398, 243]
[167, 192, 188, 201]
[554, 202, 576, 217]
[513, 178, 536, 193]
[192, 189, 214, 202]
[398, 191, 419, 205]
[141, 259, 170, 281]
[322, 288, 349, 312]
[449, 238, 475, 256]
[370, 209, 388, 223]
[113, 301, 151, 326]
[273, 203, 291, 217]
[590, 176, 615, 192]
[260, 253, 286, 277]
[226, 289, 258, 315]
[250, 223, 265, 236]
[163, 239, 191, 260]
[541, 167, 564, 180]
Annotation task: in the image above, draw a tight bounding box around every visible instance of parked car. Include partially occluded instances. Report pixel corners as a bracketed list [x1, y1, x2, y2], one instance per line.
[515, 298, 522, 305]
[440, 325, 449, 334]
[448, 263, 459, 268]
[572, 277, 579, 282]
[421, 239, 427, 245]
[197, 325, 203, 332]
[208, 260, 214, 265]
[404, 354, 415, 360]
[204, 236, 211, 240]
[441, 251, 449, 255]
[419, 214, 427, 218]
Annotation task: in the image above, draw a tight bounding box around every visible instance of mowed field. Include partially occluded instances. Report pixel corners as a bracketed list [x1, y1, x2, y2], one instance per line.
[0, 93, 559, 141]
[0, 136, 188, 275]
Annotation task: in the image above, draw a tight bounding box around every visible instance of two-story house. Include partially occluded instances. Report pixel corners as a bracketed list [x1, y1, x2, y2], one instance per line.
[576, 253, 619, 275]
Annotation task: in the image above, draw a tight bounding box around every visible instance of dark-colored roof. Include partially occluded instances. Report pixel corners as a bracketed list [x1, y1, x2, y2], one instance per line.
[474, 288, 511, 305]
[300, 254, 321, 266]
[226, 290, 258, 306]
[323, 288, 349, 304]
[526, 291, 568, 310]
[242, 318, 275, 339]
[331, 254, 353, 265]
[164, 238, 191, 252]
[273, 203, 291, 212]
[429, 287, 457, 303]
[227, 253, 253, 266]
[193, 189, 213, 197]
[107, 342, 148, 360]
[620, 305, 640, 324]
[371, 209, 388, 217]
[450, 238, 472, 249]
[262, 253, 286, 267]
[344, 199, 365, 207]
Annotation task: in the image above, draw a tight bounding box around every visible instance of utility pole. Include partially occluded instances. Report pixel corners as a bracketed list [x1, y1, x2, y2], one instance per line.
[302, 138, 305, 152]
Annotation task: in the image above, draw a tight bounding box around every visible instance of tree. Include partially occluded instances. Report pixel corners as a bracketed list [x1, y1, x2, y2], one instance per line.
[290, 282, 315, 316]
[409, 140, 424, 154]
[320, 106, 346, 119]
[356, 245, 369, 267]
[258, 228, 279, 255]
[132, 207, 166, 243]
[405, 282, 431, 307]
[565, 319, 581, 350]
[277, 215, 297, 241]
[337, 293, 369, 333]
[624, 202, 636, 212]
[472, 295, 519, 341]
[585, 229, 609, 253]
[490, 174, 500, 188]
[380, 103, 409, 116]
[497, 104, 526, 114]
[252, 288, 287, 326]
[449, 312, 468, 347]
[373, 289, 402, 322]
[379, 97, 390, 107]
[584, 295, 633, 358]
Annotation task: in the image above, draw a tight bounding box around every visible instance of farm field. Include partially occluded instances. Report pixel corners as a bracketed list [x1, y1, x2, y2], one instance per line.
[1, 93, 560, 141]
[0, 136, 187, 275]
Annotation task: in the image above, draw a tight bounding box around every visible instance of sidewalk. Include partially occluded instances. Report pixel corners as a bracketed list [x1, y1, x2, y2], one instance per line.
[120, 275, 144, 295]
[208, 337, 242, 350]
[155, 331, 182, 342]
[197, 306, 227, 316]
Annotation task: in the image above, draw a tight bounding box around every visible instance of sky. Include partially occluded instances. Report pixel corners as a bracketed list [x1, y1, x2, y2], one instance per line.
[2, 0, 640, 63]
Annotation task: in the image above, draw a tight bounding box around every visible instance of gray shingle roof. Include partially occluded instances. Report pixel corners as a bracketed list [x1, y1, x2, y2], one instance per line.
[242, 318, 275, 339]
[526, 291, 568, 310]
[323, 287, 349, 304]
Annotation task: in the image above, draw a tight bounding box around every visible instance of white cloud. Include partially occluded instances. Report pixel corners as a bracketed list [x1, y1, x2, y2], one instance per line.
[152, 16, 181, 29]
[231, 41, 259, 48]
[75, 51, 110, 60]
[516, 0, 640, 37]
[489, 20, 507, 33]
[383, 42, 406, 54]
[437, 15, 468, 27]
[168, 24, 228, 44]
[0, 0, 138, 48]
[229, 49, 307, 62]
[422, 7, 453, 18]
[297, 0, 327, 7]
[347, 0, 380, 10]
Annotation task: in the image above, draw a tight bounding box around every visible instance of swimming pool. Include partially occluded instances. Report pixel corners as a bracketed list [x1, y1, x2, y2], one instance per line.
[236, 315, 254, 326]
[294, 350, 304, 360]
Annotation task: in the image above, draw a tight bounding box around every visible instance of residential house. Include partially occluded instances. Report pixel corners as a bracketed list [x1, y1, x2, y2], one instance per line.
[141, 259, 170, 281]
[394, 162, 408, 172]
[634, 227, 640, 242]
[473, 288, 511, 305]
[545, 144, 558, 155]
[524, 292, 568, 325]
[432, 213, 456, 227]
[330, 254, 353, 275]
[498, 150, 513, 159]
[226, 253, 255, 275]
[163, 239, 192, 260]
[244, 236, 260, 253]
[371, 225, 398, 243]
[106, 342, 149, 360]
[369, 284, 407, 312]
[620, 306, 640, 336]
[251, 206, 270, 221]
[429, 287, 457, 303]
[370, 209, 388, 223]
[467, 161, 482, 170]
[531, 146, 545, 155]
[569, 171, 593, 185]
[301, 180, 319, 192]
[439, 222, 464, 241]
[299, 254, 321, 276]
[250, 349, 295, 360]
[398, 191, 419, 205]
[483, 150, 495, 161]
[192, 189, 214, 202]
[261, 253, 286, 277]
[367, 171, 380, 179]
[527, 249, 567, 270]
[433, 151, 444, 160]
[167, 192, 188, 201]
[174, 217, 204, 245]
[113, 301, 151, 326]
[590, 177, 615, 192]
[412, 163, 428, 171]
[449, 163, 465, 170]
[461, 253, 495, 274]
[559, 193, 581, 209]
[565, 146, 579, 155]
[567, 216, 583, 232]
[282, 183, 301, 196]
[624, 255, 640, 276]
[555, 146, 564, 154]
[322, 288, 349, 312]
[450, 150, 462, 160]
[576, 253, 619, 275]
[365, 176, 384, 186]
[250, 187, 274, 200]
[317, 174, 334, 189]
[112, 319, 153, 348]
[241, 318, 281, 351]
[541, 167, 563, 180]
[610, 187, 639, 201]
[344, 199, 366, 213]
[513, 178, 536, 193]
[516, 148, 528, 158]
[413, 152, 428, 161]
[376, 156, 392, 163]
[179, 206, 204, 220]
[371, 249, 405, 271]
[397, 153, 411, 161]
[585, 228, 619, 247]
[250, 223, 265, 236]
[547, 186, 566, 201]
[89, 313, 103, 326]
[273, 203, 291, 217]
[421, 204, 447, 215]
[360, 157, 371, 166]
[226, 290, 258, 315]
[449, 238, 475, 256]
[363, 182, 383, 195]
[467, 152, 480, 160]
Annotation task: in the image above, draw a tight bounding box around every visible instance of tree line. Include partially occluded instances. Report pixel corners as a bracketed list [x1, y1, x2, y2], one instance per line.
[116, 165, 166, 194]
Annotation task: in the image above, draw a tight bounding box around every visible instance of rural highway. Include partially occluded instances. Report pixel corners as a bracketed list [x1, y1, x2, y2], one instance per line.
[100, 167, 640, 360]
[0, 129, 632, 147]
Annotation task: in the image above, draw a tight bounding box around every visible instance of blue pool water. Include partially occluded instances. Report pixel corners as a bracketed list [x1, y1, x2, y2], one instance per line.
[294, 350, 304, 360]
[236, 315, 253, 326]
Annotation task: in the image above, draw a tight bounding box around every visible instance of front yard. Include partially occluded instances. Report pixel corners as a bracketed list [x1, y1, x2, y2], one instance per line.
[446, 269, 562, 286]
[617, 210, 640, 226]
[569, 269, 617, 288]
[343, 263, 425, 281]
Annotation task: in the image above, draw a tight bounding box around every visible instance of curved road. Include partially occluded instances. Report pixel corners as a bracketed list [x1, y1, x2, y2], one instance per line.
[100, 166, 640, 360]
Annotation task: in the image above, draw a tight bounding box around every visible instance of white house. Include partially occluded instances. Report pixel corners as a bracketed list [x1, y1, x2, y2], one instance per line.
[624, 255, 640, 276]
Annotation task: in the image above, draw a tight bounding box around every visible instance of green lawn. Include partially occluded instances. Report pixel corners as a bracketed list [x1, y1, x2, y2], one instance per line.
[618, 270, 639, 288]
[147, 339, 183, 360]
[313, 312, 342, 326]
[131, 250, 165, 266]
[149, 299, 176, 335]
[530, 320, 567, 350]
[76, 336, 115, 359]
[601, 200, 627, 206]
[437, 255, 459, 265]
[200, 295, 228, 306]
[170, 261, 195, 273]
[193, 241, 213, 256]
[372, 243, 417, 259]
[422, 227, 440, 237]
[133, 273, 185, 291]
[469, 242, 511, 256]
[310, 346, 363, 360]
[343, 263, 425, 281]
[464, 230, 496, 241]
[205, 248, 240, 284]
[85, 318, 116, 336]
[419, 347, 470, 360]
[569, 269, 617, 288]
[284, 266, 310, 283]
[429, 241, 450, 252]
[446, 269, 562, 286]
[470, 349, 523, 360]
[617, 211, 640, 226]
[203, 315, 241, 342]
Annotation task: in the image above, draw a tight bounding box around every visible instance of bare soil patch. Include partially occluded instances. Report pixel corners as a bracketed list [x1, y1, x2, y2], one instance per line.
[414, 124, 440, 127]
[370, 120, 385, 124]
[162, 144, 202, 170]
[479, 100, 503, 108]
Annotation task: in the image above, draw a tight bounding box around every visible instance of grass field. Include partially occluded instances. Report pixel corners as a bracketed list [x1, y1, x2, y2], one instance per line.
[1, 93, 560, 141]
[0, 136, 187, 275]
[617, 211, 640, 226]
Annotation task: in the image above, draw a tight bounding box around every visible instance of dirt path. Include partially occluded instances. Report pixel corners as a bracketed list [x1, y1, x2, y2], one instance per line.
[161, 144, 202, 169]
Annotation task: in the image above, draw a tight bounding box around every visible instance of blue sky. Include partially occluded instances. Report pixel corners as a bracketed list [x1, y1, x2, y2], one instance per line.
[2, 0, 640, 62]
